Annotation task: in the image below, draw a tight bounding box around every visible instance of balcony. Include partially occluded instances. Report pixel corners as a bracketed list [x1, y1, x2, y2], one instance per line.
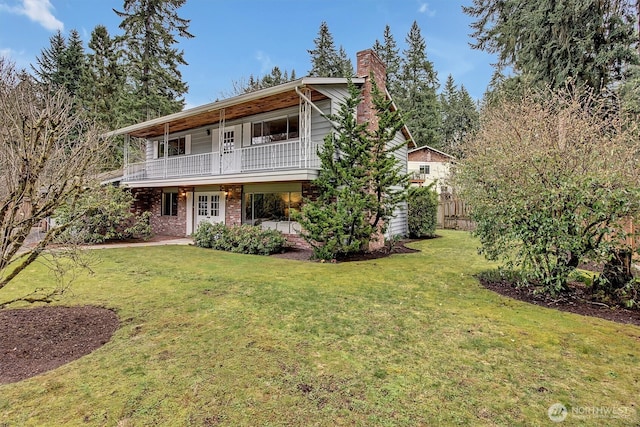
[124, 139, 321, 183]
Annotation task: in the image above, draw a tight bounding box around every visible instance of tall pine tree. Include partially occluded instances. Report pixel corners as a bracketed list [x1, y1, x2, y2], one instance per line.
[32, 29, 86, 99]
[373, 25, 401, 95]
[80, 25, 127, 130]
[395, 21, 441, 149]
[60, 29, 85, 98]
[308, 21, 350, 77]
[464, 0, 639, 94]
[32, 30, 68, 89]
[115, 0, 194, 122]
[439, 75, 479, 158]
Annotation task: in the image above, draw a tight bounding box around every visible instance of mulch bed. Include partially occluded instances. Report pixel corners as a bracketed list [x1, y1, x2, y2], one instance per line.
[271, 239, 421, 262]
[0, 306, 119, 385]
[479, 277, 640, 327]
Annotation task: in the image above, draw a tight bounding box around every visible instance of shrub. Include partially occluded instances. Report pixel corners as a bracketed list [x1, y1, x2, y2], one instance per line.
[408, 184, 438, 238]
[54, 185, 152, 243]
[193, 223, 287, 255]
[455, 88, 640, 296]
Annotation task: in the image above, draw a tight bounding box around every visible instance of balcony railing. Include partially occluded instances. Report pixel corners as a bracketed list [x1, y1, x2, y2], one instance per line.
[124, 139, 321, 182]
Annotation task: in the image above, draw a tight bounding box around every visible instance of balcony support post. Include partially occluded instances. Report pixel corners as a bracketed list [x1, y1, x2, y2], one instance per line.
[163, 123, 169, 179]
[298, 87, 312, 169]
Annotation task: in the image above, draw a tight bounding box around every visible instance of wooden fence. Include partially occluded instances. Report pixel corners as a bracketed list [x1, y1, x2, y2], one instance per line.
[436, 197, 639, 255]
[437, 195, 475, 231]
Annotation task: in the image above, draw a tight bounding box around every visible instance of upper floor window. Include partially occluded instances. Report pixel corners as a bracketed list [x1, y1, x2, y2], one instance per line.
[252, 115, 299, 145]
[419, 165, 430, 175]
[160, 137, 186, 157]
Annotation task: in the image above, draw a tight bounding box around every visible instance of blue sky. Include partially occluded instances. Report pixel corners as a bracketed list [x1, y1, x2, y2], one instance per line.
[0, 0, 497, 108]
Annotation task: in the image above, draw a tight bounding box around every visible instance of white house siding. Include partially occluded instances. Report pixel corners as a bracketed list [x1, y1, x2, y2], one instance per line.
[388, 130, 409, 237]
[313, 85, 351, 117]
[189, 128, 212, 155]
[408, 160, 451, 193]
[310, 99, 331, 142]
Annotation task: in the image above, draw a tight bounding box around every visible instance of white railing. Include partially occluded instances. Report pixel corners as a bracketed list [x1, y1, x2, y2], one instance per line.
[123, 139, 320, 182]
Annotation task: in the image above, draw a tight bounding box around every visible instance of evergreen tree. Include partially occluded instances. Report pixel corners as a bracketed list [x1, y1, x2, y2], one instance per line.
[308, 21, 348, 77]
[456, 85, 479, 148]
[464, 0, 639, 94]
[297, 79, 409, 260]
[619, 64, 640, 117]
[337, 46, 354, 77]
[395, 21, 441, 148]
[80, 26, 127, 131]
[32, 29, 87, 99]
[115, 0, 194, 122]
[439, 75, 457, 152]
[373, 25, 401, 94]
[439, 74, 479, 157]
[60, 29, 85, 98]
[32, 30, 67, 88]
[228, 67, 297, 96]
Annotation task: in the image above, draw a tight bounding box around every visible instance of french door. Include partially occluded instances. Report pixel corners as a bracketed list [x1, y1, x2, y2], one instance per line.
[195, 192, 225, 225]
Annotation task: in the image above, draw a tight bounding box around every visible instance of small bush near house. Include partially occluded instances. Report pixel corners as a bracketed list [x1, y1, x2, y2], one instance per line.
[193, 222, 287, 255]
[408, 185, 438, 238]
[55, 185, 152, 244]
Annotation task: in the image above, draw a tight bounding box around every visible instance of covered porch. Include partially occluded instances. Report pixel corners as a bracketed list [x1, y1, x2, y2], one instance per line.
[107, 79, 349, 185]
[124, 138, 321, 182]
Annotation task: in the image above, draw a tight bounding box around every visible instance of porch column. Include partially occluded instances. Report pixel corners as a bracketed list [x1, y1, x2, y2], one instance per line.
[218, 109, 226, 174]
[123, 134, 130, 180]
[299, 88, 312, 168]
[163, 123, 169, 178]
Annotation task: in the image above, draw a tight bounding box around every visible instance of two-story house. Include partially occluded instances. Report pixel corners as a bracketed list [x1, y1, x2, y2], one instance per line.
[109, 50, 413, 247]
[408, 145, 455, 193]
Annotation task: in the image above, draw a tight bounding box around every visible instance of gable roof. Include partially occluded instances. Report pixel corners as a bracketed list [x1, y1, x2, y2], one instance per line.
[408, 144, 455, 160]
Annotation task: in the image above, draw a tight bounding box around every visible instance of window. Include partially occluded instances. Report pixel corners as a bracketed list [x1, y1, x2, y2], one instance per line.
[162, 192, 178, 216]
[252, 115, 299, 145]
[419, 165, 430, 175]
[243, 192, 302, 229]
[159, 137, 186, 157]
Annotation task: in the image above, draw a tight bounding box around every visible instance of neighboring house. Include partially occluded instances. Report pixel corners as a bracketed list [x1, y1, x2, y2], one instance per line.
[109, 50, 414, 247]
[407, 145, 455, 193]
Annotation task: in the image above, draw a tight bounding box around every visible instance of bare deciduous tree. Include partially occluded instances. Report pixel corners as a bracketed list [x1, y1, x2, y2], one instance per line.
[0, 58, 112, 306]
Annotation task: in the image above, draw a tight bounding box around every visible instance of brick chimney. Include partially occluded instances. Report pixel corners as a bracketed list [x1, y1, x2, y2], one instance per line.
[356, 49, 387, 130]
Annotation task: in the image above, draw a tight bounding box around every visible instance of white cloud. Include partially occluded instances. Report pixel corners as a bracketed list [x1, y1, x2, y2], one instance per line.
[0, 47, 14, 58]
[418, 2, 436, 17]
[255, 50, 274, 74]
[0, 0, 63, 31]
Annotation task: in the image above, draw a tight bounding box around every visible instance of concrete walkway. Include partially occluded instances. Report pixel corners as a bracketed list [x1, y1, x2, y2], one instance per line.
[85, 237, 193, 250]
[19, 227, 193, 254]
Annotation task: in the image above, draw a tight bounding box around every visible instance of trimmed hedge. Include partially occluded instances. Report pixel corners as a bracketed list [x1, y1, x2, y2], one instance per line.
[193, 222, 287, 255]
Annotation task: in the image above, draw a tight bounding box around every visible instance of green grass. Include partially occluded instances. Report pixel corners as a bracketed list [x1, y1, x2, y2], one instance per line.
[0, 230, 638, 426]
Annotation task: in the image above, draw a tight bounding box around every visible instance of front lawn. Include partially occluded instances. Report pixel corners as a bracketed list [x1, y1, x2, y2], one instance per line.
[0, 230, 638, 425]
